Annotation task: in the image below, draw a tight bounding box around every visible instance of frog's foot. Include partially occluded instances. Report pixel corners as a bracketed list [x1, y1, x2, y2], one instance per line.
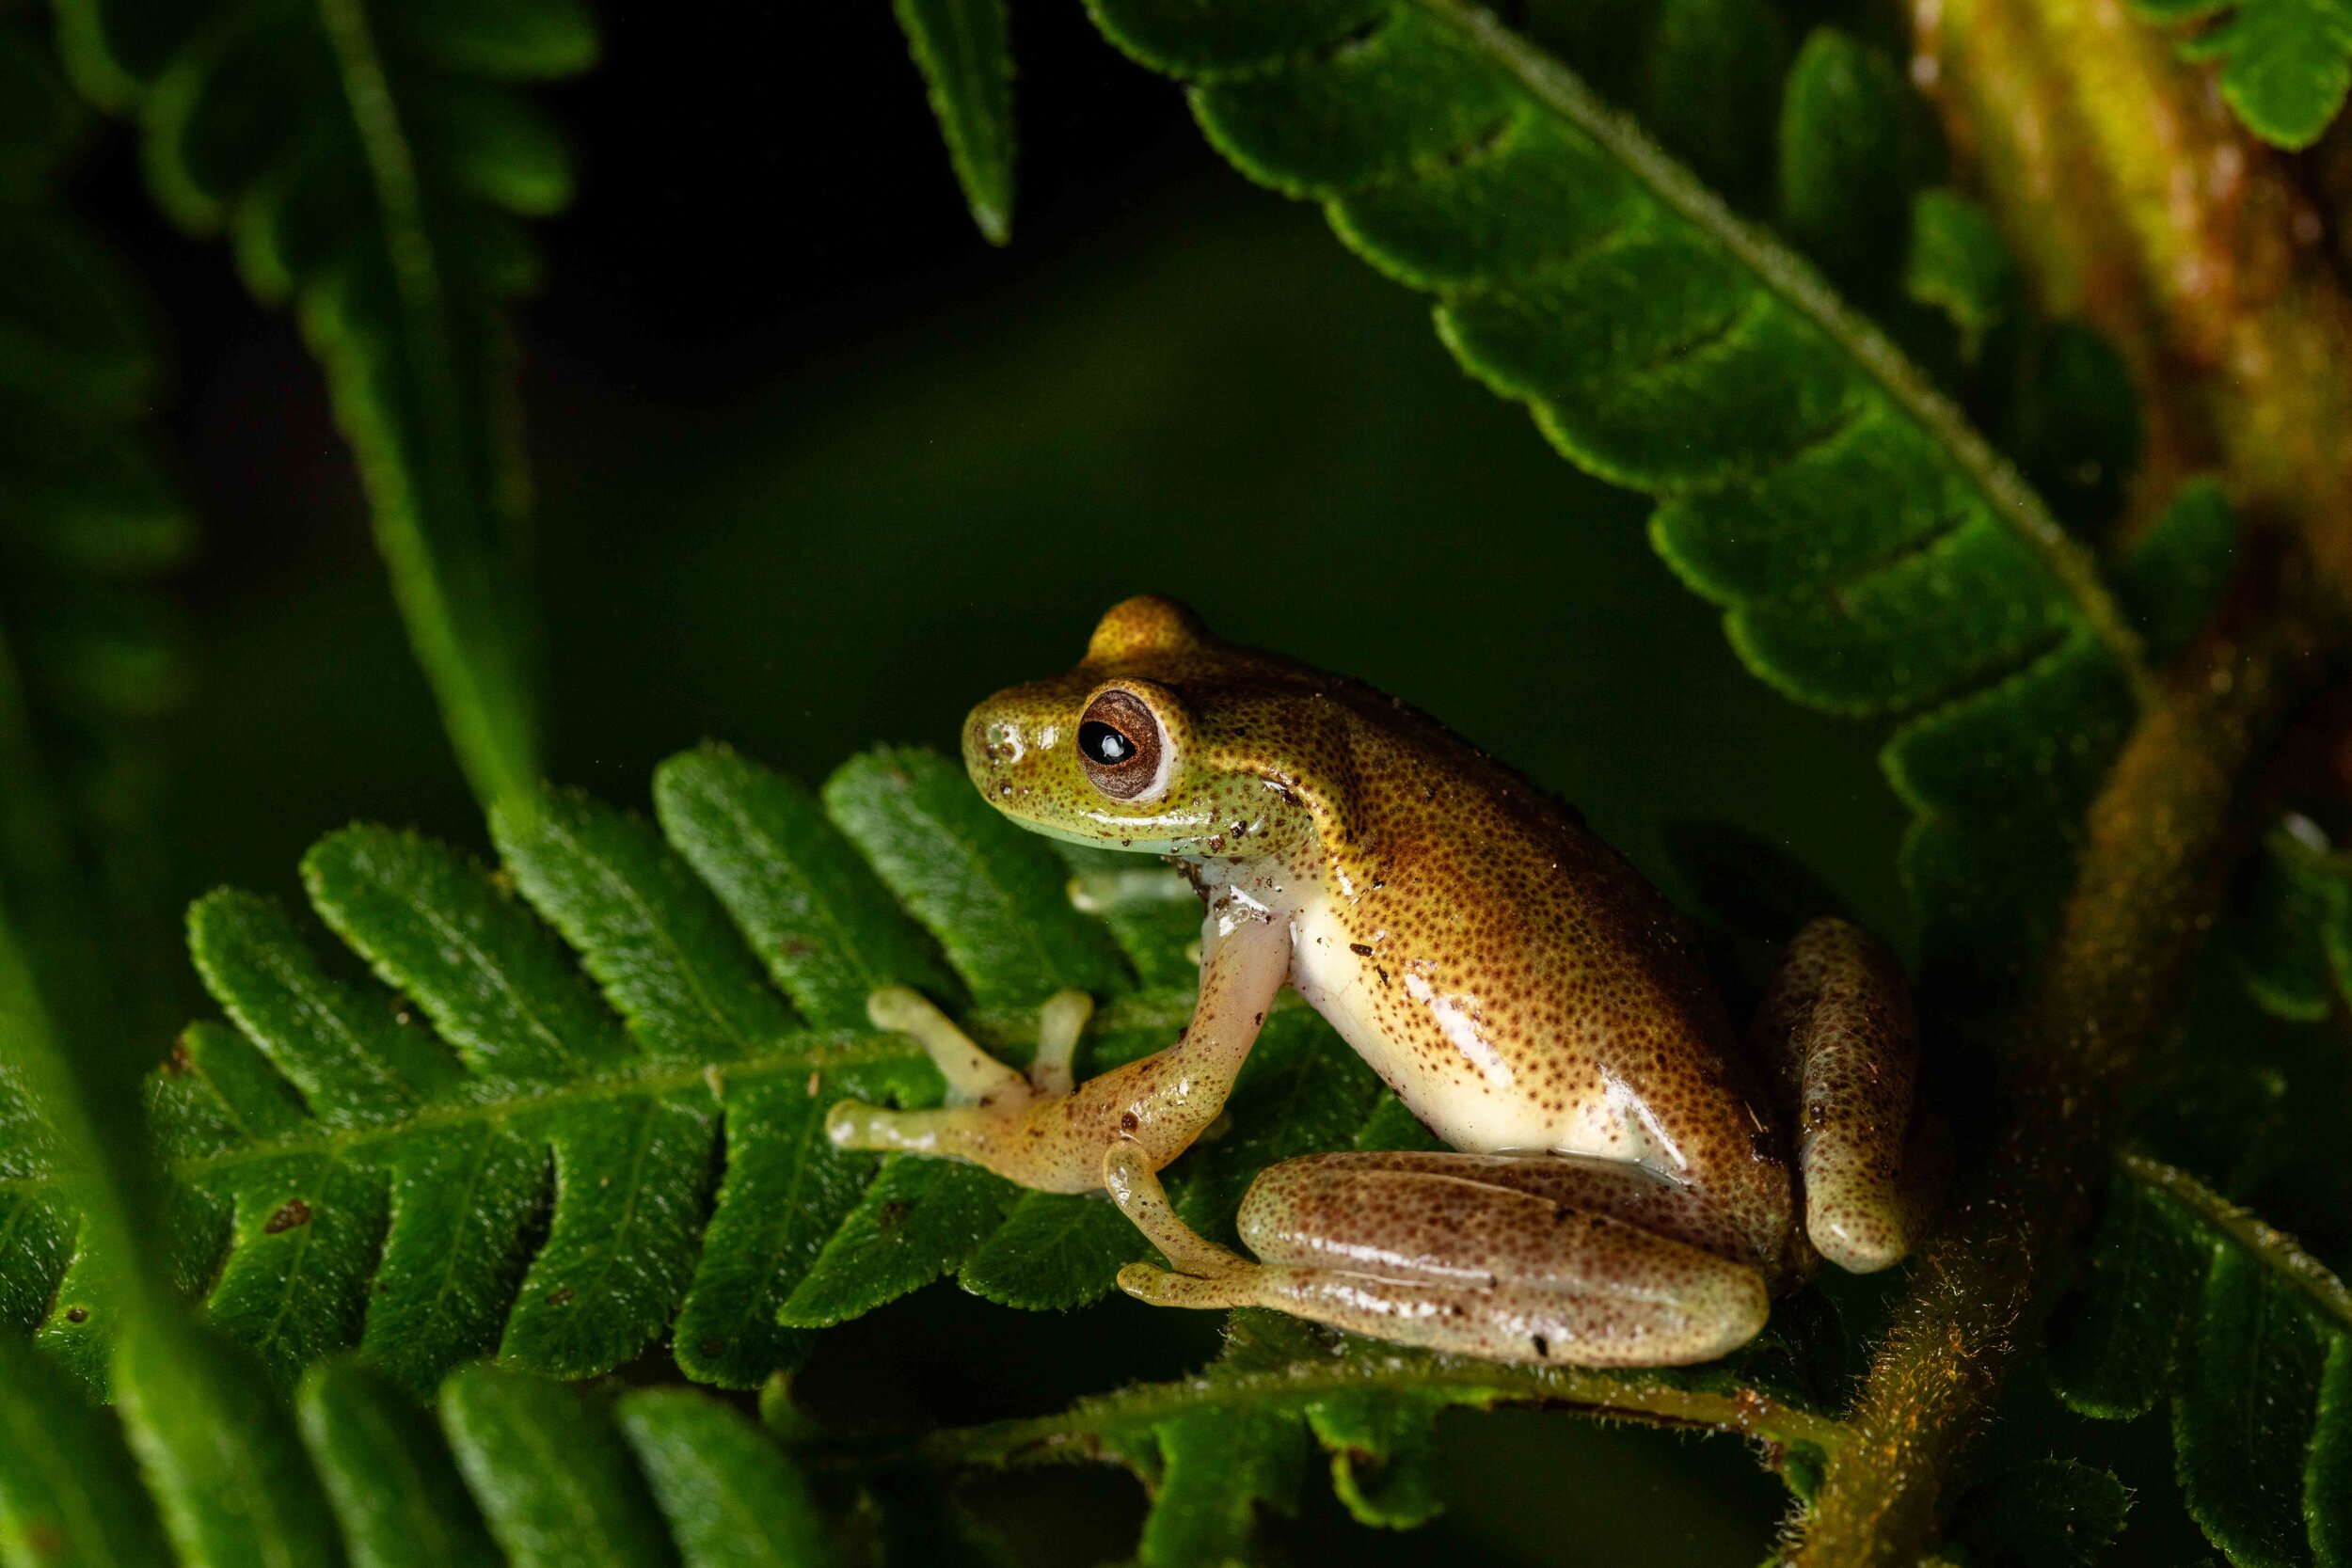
[1752, 918, 1942, 1274]
[1105, 1147, 1769, 1368]
[825, 987, 1095, 1182]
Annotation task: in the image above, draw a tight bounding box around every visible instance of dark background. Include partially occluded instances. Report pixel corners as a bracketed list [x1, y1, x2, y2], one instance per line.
[66, 3, 1940, 1561]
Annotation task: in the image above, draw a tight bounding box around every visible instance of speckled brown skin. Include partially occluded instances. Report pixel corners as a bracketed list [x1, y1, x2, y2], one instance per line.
[826, 596, 1933, 1366]
[1749, 921, 1947, 1273]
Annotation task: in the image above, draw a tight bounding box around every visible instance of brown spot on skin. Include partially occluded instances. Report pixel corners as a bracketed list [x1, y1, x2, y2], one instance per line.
[878, 1201, 911, 1230]
[1349, 942, 1374, 956]
[263, 1199, 312, 1234]
[64, 1307, 87, 1324]
[548, 1289, 574, 1307]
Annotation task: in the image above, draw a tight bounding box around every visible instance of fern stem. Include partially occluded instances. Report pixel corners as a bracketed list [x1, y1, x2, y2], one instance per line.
[921, 1350, 1846, 1466]
[311, 0, 543, 816]
[1788, 618, 2318, 1566]
[1422, 0, 2160, 712]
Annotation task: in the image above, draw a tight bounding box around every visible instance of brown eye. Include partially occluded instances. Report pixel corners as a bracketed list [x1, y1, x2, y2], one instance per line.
[1076, 689, 1164, 800]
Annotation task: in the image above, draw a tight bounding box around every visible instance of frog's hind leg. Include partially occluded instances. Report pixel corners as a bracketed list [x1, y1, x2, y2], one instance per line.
[1751, 917, 1947, 1274]
[1104, 1146, 1769, 1368]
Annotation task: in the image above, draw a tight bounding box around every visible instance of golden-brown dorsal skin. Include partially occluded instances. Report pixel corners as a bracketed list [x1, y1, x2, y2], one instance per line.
[963, 595, 1795, 1263]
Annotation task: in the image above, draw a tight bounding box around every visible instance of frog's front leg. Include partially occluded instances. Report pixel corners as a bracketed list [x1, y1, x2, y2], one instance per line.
[825, 900, 1292, 1194]
[1104, 1147, 1770, 1367]
[1751, 917, 1947, 1274]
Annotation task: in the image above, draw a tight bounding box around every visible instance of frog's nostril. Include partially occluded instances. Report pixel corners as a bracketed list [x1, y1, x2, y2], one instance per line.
[977, 722, 1022, 768]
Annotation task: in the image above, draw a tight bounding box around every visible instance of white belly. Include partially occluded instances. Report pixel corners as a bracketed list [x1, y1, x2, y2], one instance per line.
[1286, 898, 1645, 1164]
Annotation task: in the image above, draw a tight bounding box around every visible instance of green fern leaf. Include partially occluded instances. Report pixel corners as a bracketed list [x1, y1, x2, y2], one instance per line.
[49, 0, 596, 810]
[2052, 1153, 2352, 1568]
[2135, 0, 2352, 150]
[301, 1360, 503, 1568]
[443, 1364, 678, 1568]
[1947, 1459, 2132, 1568]
[5, 1337, 844, 1568]
[0, 1332, 171, 1567]
[2114, 476, 2237, 664]
[824, 748, 1129, 1006]
[1084, 0, 2152, 974]
[616, 1387, 840, 1568]
[1903, 188, 2019, 366]
[115, 1316, 346, 1567]
[0, 741, 1420, 1395]
[893, 0, 1018, 245]
[2230, 816, 2352, 1023]
[1775, 27, 1939, 301]
[655, 745, 962, 1033]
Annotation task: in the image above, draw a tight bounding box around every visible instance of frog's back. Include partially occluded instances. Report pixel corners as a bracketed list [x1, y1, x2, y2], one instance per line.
[1284, 691, 1780, 1198]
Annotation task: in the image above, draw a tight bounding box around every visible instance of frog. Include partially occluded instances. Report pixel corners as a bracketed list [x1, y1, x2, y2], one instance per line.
[826, 595, 1943, 1367]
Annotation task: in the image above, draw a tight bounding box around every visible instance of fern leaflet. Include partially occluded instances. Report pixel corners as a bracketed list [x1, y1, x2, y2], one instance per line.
[2053, 1151, 2352, 1568]
[50, 0, 596, 811]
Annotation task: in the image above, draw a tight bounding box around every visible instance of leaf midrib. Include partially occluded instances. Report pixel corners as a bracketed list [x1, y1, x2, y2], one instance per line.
[246, 1147, 350, 1366]
[0, 991, 1207, 1201]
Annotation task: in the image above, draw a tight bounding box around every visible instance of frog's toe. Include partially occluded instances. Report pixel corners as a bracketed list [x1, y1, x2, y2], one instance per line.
[823, 1099, 934, 1153]
[865, 986, 1030, 1107]
[1116, 1259, 1261, 1310]
[1810, 1109, 1951, 1274]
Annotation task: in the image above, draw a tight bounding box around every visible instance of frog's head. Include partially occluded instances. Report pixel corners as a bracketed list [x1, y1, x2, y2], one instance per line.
[961, 595, 1323, 857]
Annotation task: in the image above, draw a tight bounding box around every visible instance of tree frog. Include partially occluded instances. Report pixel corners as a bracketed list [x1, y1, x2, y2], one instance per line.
[829, 597, 1941, 1366]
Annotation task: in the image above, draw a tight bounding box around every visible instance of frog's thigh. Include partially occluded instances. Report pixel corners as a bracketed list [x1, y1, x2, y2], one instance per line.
[1275, 1150, 1773, 1270]
[1752, 916, 1939, 1274]
[1123, 1152, 1768, 1368]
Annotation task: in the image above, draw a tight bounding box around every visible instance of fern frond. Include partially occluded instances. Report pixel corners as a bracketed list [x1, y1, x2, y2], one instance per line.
[1079, 0, 2173, 974]
[2053, 1151, 2352, 1568]
[49, 0, 596, 812]
[2231, 815, 2352, 1023]
[0, 746, 1419, 1396]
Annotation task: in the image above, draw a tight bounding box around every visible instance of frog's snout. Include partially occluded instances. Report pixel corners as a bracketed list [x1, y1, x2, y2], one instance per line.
[962, 705, 1030, 803]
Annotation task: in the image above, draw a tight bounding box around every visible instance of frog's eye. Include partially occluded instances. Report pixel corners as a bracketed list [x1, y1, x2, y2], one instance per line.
[1076, 689, 1167, 800]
